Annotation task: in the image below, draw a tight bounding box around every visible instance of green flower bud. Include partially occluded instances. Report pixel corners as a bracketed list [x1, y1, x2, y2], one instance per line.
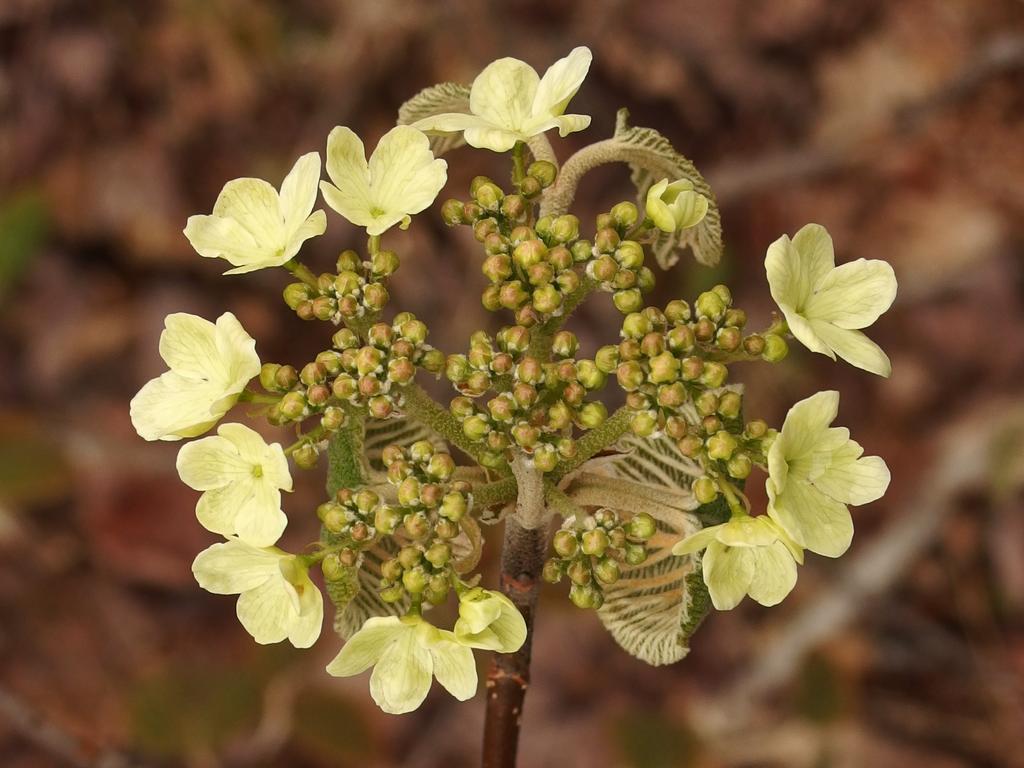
[380, 584, 405, 603]
[280, 391, 307, 420]
[499, 280, 530, 309]
[693, 477, 719, 504]
[569, 583, 603, 610]
[727, 452, 753, 480]
[762, 333, 789, 362]
[711, 284, 732, 306]
[482, 285, 502, 311]
[677, 434, 704, 458]
[615, 240, 644, 269]
[695, 290, 727, 321]
[387, 357, 416, 385]
[474, 181, 503, 211]
[462, 201, 483, 221]
[533, 445, 559, 473]
[300, 362, 326, 387]
[424, 542, 451, 568]
[404, 511, 431, 540]
[332, 374, 358, 401]
[397, 476, 421, 507]
[435, 517, 461, 539]
[552, 529, 578, 558]
[656, 382, 687, 409]
[381, 557, 404, 582]
[627, 512, 657, 540]
[610, 201, 639, 230]
[648, 351, 680, 384]
[372, 505, 400, 535]
[624, 543, 647, 565]
[716, 326, 742, 352]
[570, 239, 593, 262]
[543, 559, 565, 584]
[551, 215, 580, 243]
[666, 325, 695, 354]
[501, 194, 527, 222]
[724, 308, 747, 328]
[630, 410, 659, 437]
[283, 283, 314, 310]
[612, 269, 638, 291]
[664, 299, 691, 323]
[293, 442, 319, 470]
[615, 361, 645, 392]
[745, 419, 768, 439]
[695, 391, 719, 416]
[367, 396, 394, 420]
[567, 559, 592, 586]
[398, 546, 422, 570]
[441, 198, 465, 226]
[700, 361, 728, 389]
[440, 491, 467, 522]
[548, 244, 573, 271]
[743, 334, 766, 356]
[531, 285, 561, 315]
[463, 415, 491, 442]
[706, 430, 738, 460]
[259, 363, 282, 392]
[593, 557, 621, 585]
[718, 391, 742, 419]
[371, 249, 400, 277]
[621, 312, 651, 340]
[518, 175, 542, 198]
[362, 282, 389, 311]
[424, 579, 451, 606]
[577, 401, 608, 429]
[402, 567, 428, 595]
[613, 289, 643, 314]
[551, 330, 579, 358]
[702, 414, 723, 435]
[595, 345, 620, 374]
[527, 160, 557, 187]
[594, 227, 620, 254]
[307, 384, 330, 407]
[331, 328, 359, 350]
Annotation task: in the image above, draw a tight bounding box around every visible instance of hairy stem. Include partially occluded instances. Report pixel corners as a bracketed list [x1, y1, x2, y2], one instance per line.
[552, 405, 632, 482]
[482, 485, 550, 768]
[400, 381, 481, 462]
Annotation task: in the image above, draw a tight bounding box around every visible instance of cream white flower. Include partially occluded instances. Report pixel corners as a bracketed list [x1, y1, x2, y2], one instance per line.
[453, 587, 527, 652]
[767, 390, 891, 558]
[130, 312, 260, 441]
[177, 423, 292, 547]
[766, 223, 897, 376]
[673, 515, 803, 610]
[184, 153, 326, 274]
[412, 47, 593, 153]
[326, 615, 477, 714]
[192, 540, 323, 648]
[320, 125, 447, 237]
[645, 178, 709, 233]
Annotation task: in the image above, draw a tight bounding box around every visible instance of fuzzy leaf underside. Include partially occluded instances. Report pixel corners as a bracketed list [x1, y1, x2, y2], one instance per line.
[612, 109, 723, 269]
[397, 82, 471, 157]
[581, 433, 714, 665]
[328, 537, 410, 640]
[362, 416, 446, 479]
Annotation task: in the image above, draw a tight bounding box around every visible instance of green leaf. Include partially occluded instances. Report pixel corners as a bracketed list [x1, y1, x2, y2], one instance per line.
[571, 433, 711, 666]
[397, 82, 471, 157]
[612, 108, 723, 268]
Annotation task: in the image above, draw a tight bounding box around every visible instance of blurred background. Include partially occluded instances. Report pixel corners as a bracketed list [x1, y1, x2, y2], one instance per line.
[2, 1, 1024, 766]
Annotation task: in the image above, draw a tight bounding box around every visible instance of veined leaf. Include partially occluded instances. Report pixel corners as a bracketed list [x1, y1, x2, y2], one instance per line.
[328, 536, 410, 640]
[397, 82, 471, 157]
[612, 109, 723, 268]
[362, 416, 444, 479]
[569, 433, 714, 665]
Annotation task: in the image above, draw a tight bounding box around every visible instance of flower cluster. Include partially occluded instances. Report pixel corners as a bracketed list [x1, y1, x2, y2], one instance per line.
[543, 508, 657, 608]
[447, 328, 608, 472]
[128, 45, 898, 724]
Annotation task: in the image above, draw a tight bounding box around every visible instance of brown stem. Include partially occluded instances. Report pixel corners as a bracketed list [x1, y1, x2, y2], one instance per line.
[481, 516, 549, 768]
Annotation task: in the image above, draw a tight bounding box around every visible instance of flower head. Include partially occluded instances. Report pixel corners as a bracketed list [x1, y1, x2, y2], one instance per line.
[184, 153, 326, 274]
[673, 515, 803, 610]
[767, 390, 891, 558]
[130, 312, 260, 441]
[453, 587, 527, 652]
[645, 178, 709, 233]
[192, 540, 323, 648]
[177, 423, 292, 547]
[326, 615, 477, 714]
[766, 224, 897, 376]
[320, 125, 447, 237]
[412, 47, 593, 153]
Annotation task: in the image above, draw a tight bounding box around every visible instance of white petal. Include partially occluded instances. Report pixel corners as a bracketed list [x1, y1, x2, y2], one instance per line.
[412, 113, 491, 134]
[284, 210, 327, 260]
[176, 433, 248, 490]
[769, 479, 854, 558]
[808, 321, 892, 377]
[430, 633, 478, 701]
[717, 516, 780, 547]
[129, 373, 228, 441]
[783, 309, 837, 359]
[278, 152, 321, 237]
[790, 223, 837, 301]
[746, 541, 798, 606]
[469, 56, 539, 132]
[669, 190, 709, 230]
[183, 214, 272, 268]
[703, 541, 755, 610]
[191, 540, 279, 594]
[236, 576, 296, 645]
[369, 630, 433, 714]
[322, 126, 374, 227]
[212, 177, 284, 246]
[367, 126, 447, 226]
[804, 258, 897, 329]
[158, 313, 218, 378]
[671, 524, 721, 555]
[326, 617, 404, 677]
[526, 113, 592, 139]
[778, 390, 840, 464]
[532, 46, 592, 118]
[462, 125, 522, 153]
[287, 574, 323, 648]
[214, 312, 261, 389]
[815, 442, 890, 506]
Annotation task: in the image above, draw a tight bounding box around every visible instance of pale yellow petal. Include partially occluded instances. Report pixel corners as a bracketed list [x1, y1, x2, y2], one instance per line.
[778, 390, 840, 463]
[808, 321, 892, 377]
[183, 214, 270, 268]
[322, 126, 373, 226]
[430, 634, 478, 701]
[769, 480, 854, 558]
[804, 258, 897, 330]
[815, 443, 890, 506]
[212, 177, 283, 246]
[412, 113, 491, 134]
[463, 125, 523, 153]
[469, 56, 539, 132]
[326, 617, 404, 676]
[671, 524, 721, 555]
[367, 126, 447, 227]
[159, 313, 218, 378]
[213, 312, 261, 389]
[236, 576, 295, 645]
[176, 433, 248, 490]
[532, 46, 592, 118]
[717, 516, 780, 547]
[369, 630, 433, 714]
[278, 152, 321, 236]
[703, 541, 755, 610]
[287, 574, 323, 648]
[746, 541, 798, 606]
[191, 540, 279, 594]
[791, 223, 836, 301]
[669, 190, 709, 230]
[129, 373, 227, 441]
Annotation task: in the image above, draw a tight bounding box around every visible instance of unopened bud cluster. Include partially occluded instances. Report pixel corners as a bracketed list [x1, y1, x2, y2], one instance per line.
[260, 313, 445, 453]
[447, 328, 608, 472]
[372, 440, 473, 607]
[599, 288, 787, 439]
[283, 248, 398, 322]
[543, 509, 657, 608]
[583, 202, 658, 314]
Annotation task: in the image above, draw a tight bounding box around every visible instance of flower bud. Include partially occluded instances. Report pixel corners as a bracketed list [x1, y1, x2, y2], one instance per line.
[577, 401, 608, 429]
[727, 452, 752, 479]
[716, 326, 742, 352]
[371, 249, 400, 277]
[402, 567, 428, 595]
[656, 382, 687, 409]
[665, 299, 691, 323]
[501, 194, 527, 222]
[718, 391, 742, 419]
[374, 504, 402, 535]
[569, 584, 602, 609]
[594, 227, 620, 254]
[742, 334, 766, 356]
[621, 312, 651, 340]
[567, 559, 592, 586]
[532, 285, 562, 315]
[381, 557, 404, 582]
[551, 330, 579, 358]
[424, 578, 451, 606]
[543, 559, 565, 584]
[283, 283, 314, 310]
[745, 419, 768, 439]
[441, 198, 465, 226]
[595, 345, 620, 374]
[694, 317, 717, 342]
[293, 442, 319, 470]
[259, 363, 282, 392]
[440, 491, 467, 521]
[624, 543, 647, 565]
[362, 282, 389, 311]
[706, 430, 738, 460]
[332, 374, 358, 401]
[527, 160, 557, 188]
[615, 240, 644, 269]
[367, 396, 394, 420]
[627, 512, 657, 540]
[761, 333, 789, 362]
[693, 477, 719, 504]
[677, 434, 704, 458]
[499, 280, 529, 309]
[711, 284, 732, 306]
[695, 290, 727, 321]
[613, 289, 643, 314]
[424, 542, 451, 568]
[648, 352, 680, 384]
[435, 517, 460, 539]
[280, 391, 307, 420]
[616, 361, 646, 391]
[533, 445, 559, 473]
[518, 175, 542, 198]
[473, 181, 503, 211]
[700, 361, 728, 388]
[593, 557, 621, 585]
[463, 415, 491, 441]
[610, 201, 639, 230]
[307, 384, 331, 407]
[300, 362, 327, 387]
[630, 410, 659, 437]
